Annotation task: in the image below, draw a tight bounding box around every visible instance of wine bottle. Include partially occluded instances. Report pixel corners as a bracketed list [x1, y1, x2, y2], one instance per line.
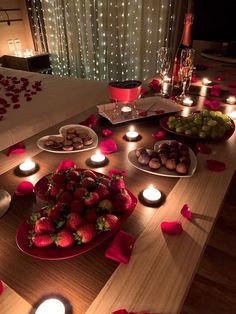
[172, 13, 194, 87]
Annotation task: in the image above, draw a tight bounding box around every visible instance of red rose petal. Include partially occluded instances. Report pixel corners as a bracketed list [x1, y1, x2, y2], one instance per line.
[204, 99, 220, 111]
[13, 104, 21, 109]
[99, 139, 117, 155]
[102, 129, 113, 137]
[161, 221, 183, 235]
[15, 181, 34, 195]
[152, 130, 166, 139]
[206, 159, 226, 172]
[139, 111, 148, 117]
[210, 85, 221, 97]
[196, 143, 212, 154]
[7, 142, 26, 156]
[80, 114, 98, 129]
[0, 280, 4, 295]
[141, 88, 149, 95]
[108, 169, 126, 177]
[180, 204, 193, 220]
[56, 160, 76, 172]
[149, 79, 161, 92]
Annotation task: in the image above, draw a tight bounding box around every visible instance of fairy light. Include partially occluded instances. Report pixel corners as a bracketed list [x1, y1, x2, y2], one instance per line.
[29, 0, 175, 81]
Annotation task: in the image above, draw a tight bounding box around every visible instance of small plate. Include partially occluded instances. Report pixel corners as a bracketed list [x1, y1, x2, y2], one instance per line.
[128, 140, 197, 178]
[37, 124, 98, 153]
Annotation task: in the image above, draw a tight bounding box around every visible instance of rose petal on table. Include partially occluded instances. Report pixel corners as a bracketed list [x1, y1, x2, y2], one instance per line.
[149, 79, 161, 92]
[196, 143, 212, 155]
[161, 221, 183, 235]
[99, 139, 117, 155]
[102, 129, 113, 137]
[108, 169, 126, 177]
[112, 310, 153, 314]
[56, 160, 76, 172]
[152, 130, 166, 140]
[181, 204, 193, 220]
[15, 181, 34, 195]
[141, 88, 149, 95]
[0, 280, 4, 295]
[7, 142, 26, 156]
[138, 111, 148, 117]
[210, 85, 221, 97]
[105, 230, 135, 264]
[204, 99, 220, 111]
[206, 159, 226, 172]
[80, 114, 98, 129]
[155, 110, 165, 115]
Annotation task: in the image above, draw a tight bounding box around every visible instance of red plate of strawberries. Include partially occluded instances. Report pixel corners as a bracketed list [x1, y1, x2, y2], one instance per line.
[16, 167, 137, 260]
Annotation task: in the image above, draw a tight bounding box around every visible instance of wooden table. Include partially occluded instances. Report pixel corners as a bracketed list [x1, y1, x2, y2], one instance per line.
[0, 62, 236, 314]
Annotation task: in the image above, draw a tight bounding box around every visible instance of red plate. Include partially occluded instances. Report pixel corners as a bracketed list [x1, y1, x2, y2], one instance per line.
[159, 115, 235, 142]
[16, 170, 137, 260]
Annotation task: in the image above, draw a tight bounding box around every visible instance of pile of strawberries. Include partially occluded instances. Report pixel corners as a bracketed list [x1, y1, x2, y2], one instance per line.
[29, 168, 134, 248]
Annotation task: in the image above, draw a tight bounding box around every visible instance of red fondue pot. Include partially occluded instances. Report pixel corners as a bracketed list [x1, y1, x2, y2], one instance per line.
[109, 80, 142, 103]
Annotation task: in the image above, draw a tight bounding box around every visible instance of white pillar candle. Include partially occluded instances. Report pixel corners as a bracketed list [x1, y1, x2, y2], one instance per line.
[202, 78, 212, 86]
[35, 298, 65, 314]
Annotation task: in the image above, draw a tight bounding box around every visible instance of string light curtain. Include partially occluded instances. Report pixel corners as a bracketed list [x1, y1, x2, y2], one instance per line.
[27, 0, 186, 81]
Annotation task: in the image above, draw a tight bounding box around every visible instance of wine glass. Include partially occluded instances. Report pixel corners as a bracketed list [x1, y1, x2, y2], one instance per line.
[177, 48, 195, 100]
[157, 47, 172, 96]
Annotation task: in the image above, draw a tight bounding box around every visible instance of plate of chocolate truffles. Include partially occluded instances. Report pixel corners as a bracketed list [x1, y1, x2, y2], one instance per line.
[37, 124, 98, 153]
[128, 140, 197, 177]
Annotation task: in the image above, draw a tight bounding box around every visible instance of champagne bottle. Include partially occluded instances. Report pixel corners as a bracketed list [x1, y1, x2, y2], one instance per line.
[172, 13, 194, 87]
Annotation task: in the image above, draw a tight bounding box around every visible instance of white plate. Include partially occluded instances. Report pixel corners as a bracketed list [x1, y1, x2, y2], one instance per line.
[37, 124, 98, 153]
[128, 140, 197, 178]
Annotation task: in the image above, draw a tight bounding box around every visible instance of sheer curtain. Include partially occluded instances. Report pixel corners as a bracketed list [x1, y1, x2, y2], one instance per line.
[27, 0, 187, 81]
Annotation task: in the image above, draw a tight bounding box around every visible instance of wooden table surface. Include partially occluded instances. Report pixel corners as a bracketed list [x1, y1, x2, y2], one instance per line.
[1, 62, 236, 314]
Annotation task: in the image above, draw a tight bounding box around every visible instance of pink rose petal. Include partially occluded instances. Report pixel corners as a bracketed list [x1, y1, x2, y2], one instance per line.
[108, 168, 126, 177]
[0, 280, 4, 295]
[210, 85, 221, 97]
[56, 160, 76, 172]
[161, 221, 183, 235]
[80, 114, 98, 129]
[15, 181, 34, 195]
[7, 142, 26, 156]
[99, 139, 117, 155]
[149, 79, 161, 92]
[180, 204, 193, 220]
[206, 159, 226, 172]
[102, 129, 113, 137]
[204, 99, 220, 111]
[152, 130, 166, 140]
[196, 143, 212, 155]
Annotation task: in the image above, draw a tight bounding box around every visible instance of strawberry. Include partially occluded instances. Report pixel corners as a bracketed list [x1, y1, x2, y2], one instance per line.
[51, 173, 66, 188]
[84, 207, 98, 222]
[81, 177, 96, 189]
[74, 187, 87, 200]
[70, 199, 85, 214]
[98, 199, 113, 213]
[66, 212, 84, 231]
[74, 223, 97, 244]
[96, 214, 118, 231]
[35, 216, 56, 234]
[49, 184, 61, 197]
[84, 192, 100, 206]
[109, 175, 125, 194]
[30, 233, 53, 247]
[67, 169, 80, 182]
[82, 169, 97, 179]
[54, 229, 74, 247]
[66, 182, 74, 191]
[58, 191, 73, 204]
[97, 176, 110, 187]
[114, 189, 132, 212]
[95, 183, 110, 200]
[46, 203, 66, 220]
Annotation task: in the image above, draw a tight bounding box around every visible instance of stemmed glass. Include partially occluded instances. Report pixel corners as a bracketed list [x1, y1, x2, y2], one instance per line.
[157, 47, 172, 95]
[177, 48, 195, 100]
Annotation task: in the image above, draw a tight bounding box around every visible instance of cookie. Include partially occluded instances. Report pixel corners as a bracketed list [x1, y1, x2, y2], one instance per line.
[83, 137, 93, 146]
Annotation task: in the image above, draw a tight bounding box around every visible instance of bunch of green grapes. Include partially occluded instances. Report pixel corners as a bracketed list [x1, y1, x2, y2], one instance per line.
[167, 110, 233, 139]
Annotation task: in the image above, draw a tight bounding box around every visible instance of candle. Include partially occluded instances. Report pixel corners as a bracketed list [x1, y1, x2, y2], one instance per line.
[121, 106, 132, 115]
[90, 150, 106, 166]
[35, 298, 65, 314]
[161, 76, 172, 96]
[142, 185, 162, 204]
[125, 126, 139, 141]
[202, 78, 212, 86]
[19, 159, 36, 173]
[226, 96, 236, 105]
[182, 97, 193, 106]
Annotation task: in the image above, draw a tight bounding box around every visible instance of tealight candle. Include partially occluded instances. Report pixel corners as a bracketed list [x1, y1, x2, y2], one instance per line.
[18, 159, 36, 175]
[35, 298, 65, 314]
[125, 126, 139, 141]
[202, 78, 212, 86]
[226, 96, 236, 105]
[90, 150, 106, 166]
[142, 185, 162, 204]
[161, 76, 172, 96]
[182, 97, 193, 106]
[121, 106, 132, 115]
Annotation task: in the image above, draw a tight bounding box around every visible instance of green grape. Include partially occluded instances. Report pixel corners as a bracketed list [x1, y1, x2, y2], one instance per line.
[207, 119, 217, 127]
[185, 129, 192, 136]
[191, 126, 199, 135]
[202, 125, 211, 132]
[176, 127, 184, 133]
[199, 131, 207, 138]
